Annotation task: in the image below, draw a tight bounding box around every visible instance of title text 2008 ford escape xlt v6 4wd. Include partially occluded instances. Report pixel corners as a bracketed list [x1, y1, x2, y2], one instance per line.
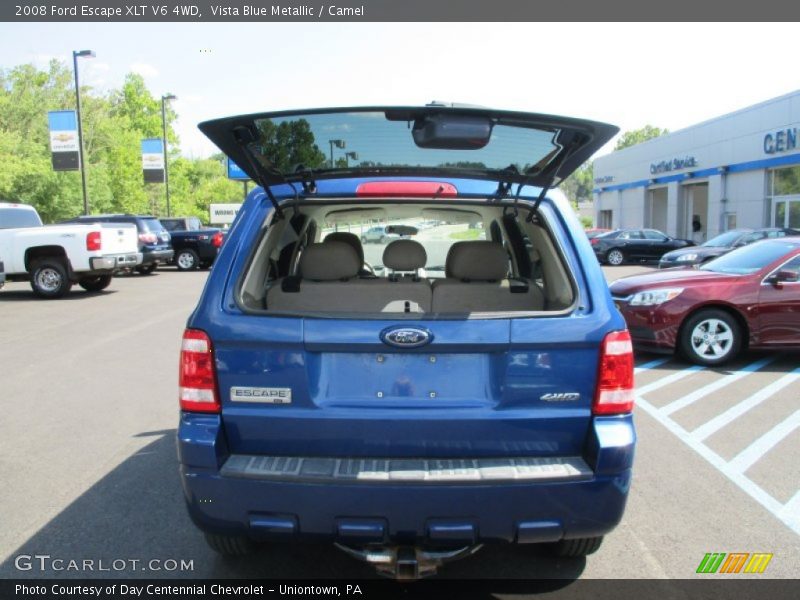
[177, 106, 636, 578]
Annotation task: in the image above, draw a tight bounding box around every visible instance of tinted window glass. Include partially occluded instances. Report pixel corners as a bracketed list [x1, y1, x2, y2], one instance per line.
[701, 242, 796, 275]
[142, 219, 167, 233]
[703, 231, 745, 247]
[643, 230, 667, 240]
[770, 166, 800, 196]
[739, 232, 765, 245]
[776, 255, 800, 276]
[0, 208, 43, 229]
[321, 217, 485, 277]
[161, 220, 181, 232]
[251, 111, 560, 176]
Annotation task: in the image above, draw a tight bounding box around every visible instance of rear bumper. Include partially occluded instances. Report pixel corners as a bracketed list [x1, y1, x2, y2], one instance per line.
[142, 248, 174, 265]
[178, 413, 635, 544]
[89, 252, 143, 271]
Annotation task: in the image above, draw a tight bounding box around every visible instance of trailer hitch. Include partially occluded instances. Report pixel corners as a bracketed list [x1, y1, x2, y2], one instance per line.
[334, 543, 482, 580]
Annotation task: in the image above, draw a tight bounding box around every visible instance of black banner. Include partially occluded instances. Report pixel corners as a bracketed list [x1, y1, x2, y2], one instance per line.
[3, 579, 800, 600]
[3, 0, 800, 22]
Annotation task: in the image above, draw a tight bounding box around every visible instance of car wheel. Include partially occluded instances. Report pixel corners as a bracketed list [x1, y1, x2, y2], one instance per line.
[176, 249, 200, 271]
[30, 260, 72, 299]
[78, 275, 112, 292]
[679, 309, 741, 366]
[606, 248, 625, 266]
[136, 264, 157, 275]
[204, 533, 257, 556]
[548, 536, 604, 558]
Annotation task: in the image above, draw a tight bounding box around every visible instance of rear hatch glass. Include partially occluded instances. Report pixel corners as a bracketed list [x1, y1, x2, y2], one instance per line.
[199, 106, 618, 187]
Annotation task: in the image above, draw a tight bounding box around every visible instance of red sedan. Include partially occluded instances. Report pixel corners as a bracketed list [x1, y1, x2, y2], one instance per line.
[609, 238, 800, 365]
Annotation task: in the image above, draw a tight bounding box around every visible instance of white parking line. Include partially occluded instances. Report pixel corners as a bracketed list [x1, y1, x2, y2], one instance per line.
[690, 368, 800, 442]
[727, 410, 800, 474]
[660, 357, 776, 416]
[634, 357, 670, 373]
[636, 365, 705, 396]
[636, 395, 800, 536]
[779, 490, 800, 533]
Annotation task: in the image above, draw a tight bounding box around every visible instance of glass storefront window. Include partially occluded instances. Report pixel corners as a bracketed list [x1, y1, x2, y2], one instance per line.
[769, 165, 800, 196]
[790, 202, 800, 229]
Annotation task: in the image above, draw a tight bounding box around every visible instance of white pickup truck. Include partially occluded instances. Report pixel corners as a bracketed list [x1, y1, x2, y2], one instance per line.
[0, 202, 142, 299]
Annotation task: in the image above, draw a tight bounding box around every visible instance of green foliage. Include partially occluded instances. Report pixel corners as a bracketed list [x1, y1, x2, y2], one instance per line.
[560, 162, 594, 205]
[0, 61, 240, 224]
[614, 125, 669, 151]
[580, 215, 593, 228]
[255, 119, 327, 172]
[449, 228, 482, 241]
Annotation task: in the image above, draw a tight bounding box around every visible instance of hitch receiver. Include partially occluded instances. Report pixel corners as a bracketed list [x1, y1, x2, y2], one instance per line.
[334, 543, 482, 580]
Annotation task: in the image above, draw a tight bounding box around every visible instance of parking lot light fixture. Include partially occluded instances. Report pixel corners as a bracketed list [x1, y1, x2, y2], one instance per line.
[72, 49, 95, 215]
[329, 139, 346, 168]
[345, 151, 359, 167]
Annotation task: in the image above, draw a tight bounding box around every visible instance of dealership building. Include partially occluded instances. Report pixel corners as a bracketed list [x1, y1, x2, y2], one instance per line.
[593, 90, 800, 242]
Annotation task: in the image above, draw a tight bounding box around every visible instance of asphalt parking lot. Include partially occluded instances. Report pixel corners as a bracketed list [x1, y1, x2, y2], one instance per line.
[0, 265, 798, 582]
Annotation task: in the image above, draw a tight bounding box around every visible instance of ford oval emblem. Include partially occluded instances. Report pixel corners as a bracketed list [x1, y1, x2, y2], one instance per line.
[380, 326, 433, 348]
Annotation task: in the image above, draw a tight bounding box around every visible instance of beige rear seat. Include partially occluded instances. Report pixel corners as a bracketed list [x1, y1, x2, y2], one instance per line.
[431, 241, 545, 312]
[266, 241, 432, 313]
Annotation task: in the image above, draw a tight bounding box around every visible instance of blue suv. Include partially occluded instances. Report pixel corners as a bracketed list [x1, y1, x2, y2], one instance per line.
[178, 106, 635, 578]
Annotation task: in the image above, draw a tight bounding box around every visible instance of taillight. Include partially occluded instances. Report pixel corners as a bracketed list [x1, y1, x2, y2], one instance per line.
[86, 231, 102, 251]
[356, 181, 458, 197]
[139, 232, 157, 244]
[590, 238, 600, 245]
[593, 330, 635, 415]
[179, 329, 220, 413]
[212, 231, 223, 248]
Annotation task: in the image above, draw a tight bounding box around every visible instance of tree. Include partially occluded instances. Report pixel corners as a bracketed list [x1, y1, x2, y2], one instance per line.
[0, 59, 266, 224]
[614, 125, 669, 151]
[559, 162, 594, 205]
[254, 119, 326, 173]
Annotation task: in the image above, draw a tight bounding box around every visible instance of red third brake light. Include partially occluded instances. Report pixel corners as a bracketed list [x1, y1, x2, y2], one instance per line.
[179, 329, 220, 413]
[356, 181, 458, 197]
[86, 231, 102, 251]
[593, 330, 635, 415]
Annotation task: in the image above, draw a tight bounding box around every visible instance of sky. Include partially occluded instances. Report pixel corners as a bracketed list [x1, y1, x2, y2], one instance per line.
[1, 22, 798, 160]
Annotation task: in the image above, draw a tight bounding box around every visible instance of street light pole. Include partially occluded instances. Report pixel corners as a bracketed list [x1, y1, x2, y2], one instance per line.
[72, 49, 94, 215]
[161, 94, 176, 217]
[328, 139, 345, 168]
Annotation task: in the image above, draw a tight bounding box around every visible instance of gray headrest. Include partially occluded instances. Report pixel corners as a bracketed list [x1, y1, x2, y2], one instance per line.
[383, 239, 427, 271]
[445, 241, 508, 281]
[299, 242, 360, 281]
[324, 232, 364, 264]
